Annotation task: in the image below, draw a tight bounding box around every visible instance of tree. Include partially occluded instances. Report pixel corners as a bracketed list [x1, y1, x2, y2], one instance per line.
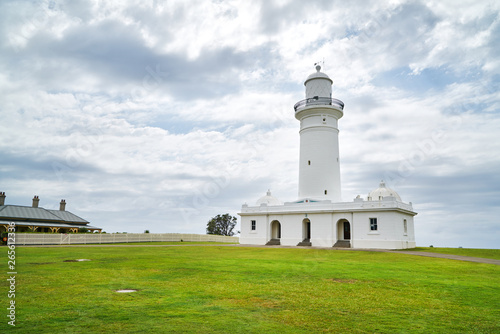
[206, 214, 237, 236]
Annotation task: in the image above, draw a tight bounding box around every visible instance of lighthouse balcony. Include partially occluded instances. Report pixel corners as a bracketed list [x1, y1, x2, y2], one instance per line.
[294, 97, 344, 112]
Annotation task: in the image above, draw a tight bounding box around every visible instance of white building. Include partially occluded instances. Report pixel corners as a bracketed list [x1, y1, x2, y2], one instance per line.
[239, 66, 417, 249]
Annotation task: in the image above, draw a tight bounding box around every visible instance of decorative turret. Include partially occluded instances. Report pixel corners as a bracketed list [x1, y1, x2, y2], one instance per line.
[368, 180, 402, 201]
[295, 65, 344, 202]
[255, 190, 282, 206]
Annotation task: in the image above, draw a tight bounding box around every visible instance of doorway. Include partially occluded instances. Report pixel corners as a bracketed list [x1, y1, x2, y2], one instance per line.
[271, 220, 281, 239]
[334, 219, 351, 248]
[302, 219, 311, 240]
[336, 219, 351, 241]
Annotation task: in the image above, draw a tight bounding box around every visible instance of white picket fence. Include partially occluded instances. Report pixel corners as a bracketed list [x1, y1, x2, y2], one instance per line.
[12, 233, 239, 245]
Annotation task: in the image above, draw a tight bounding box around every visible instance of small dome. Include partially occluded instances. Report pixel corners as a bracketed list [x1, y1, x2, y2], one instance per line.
[368, 180, 402, 201]
[304, 65, 333, 85]
[256, 190, 282, 206]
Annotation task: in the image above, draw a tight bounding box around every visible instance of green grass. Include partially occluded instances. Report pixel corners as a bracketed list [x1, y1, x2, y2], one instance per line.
[28, 241, 238, 246]
[410, 247, 500, 260]
[1, 246, 499, 333]
[110, 241, 238, 246]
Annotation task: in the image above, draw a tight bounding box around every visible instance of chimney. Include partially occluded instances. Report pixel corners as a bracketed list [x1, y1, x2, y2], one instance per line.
[32, 195, 40, 208]
[0, 192, 5, 206]
[60, 199, 66, 211]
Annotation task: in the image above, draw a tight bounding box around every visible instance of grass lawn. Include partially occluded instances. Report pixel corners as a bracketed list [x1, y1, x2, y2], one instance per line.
[58, 241, 239, 246]
[1, 246, 499, 333]
[409, 247, 500, 260]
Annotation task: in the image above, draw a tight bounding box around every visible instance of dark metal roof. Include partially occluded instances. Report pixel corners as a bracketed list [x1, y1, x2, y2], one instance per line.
[0, 205, 63, 221]
[0, 205, 90, 224]
[47, 209, 88, 223]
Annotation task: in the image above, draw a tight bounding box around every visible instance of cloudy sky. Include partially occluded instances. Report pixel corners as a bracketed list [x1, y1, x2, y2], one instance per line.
[1, 0, 499, 248]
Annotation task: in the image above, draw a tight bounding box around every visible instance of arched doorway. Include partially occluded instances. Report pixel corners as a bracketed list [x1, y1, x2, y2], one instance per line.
[297, 218, 312, 246]
[271, 220, 281, 239]
[334, 219, 351, 248]
[302, 218, 311, 241]
[266, 220, 282, 246]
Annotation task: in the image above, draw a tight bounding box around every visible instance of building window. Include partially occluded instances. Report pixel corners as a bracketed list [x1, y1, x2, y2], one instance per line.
[403, 219, 407, 235]
[251, 220, 256, 231]
[324, 190, 327, 195]
[370, 218, 378, 231]
[308, 160, 311, 165]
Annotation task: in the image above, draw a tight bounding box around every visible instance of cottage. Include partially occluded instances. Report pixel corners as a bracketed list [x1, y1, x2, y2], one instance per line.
[0, 193, 101, 233]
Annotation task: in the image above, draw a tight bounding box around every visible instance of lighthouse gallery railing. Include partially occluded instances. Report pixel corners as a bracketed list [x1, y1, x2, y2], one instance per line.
[294, 97, 344, 111]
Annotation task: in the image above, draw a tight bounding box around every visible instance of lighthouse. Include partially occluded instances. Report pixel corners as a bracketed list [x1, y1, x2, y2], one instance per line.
[239, 65, 417, 249]
[294, 65, 344, 202]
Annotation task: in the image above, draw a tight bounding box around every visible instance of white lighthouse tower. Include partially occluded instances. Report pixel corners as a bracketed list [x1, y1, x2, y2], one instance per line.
[239, 65, 417, 249]
[294, 64, 344, 202]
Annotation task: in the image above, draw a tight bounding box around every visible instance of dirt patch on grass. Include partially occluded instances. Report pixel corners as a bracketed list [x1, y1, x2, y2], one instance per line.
[251, 297, 280, 308]
[327, 278, 358, 284]
[63, 259, 91, 262]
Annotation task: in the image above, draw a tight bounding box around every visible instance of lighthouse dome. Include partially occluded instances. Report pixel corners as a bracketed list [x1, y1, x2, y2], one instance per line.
[368, 181, 402, 201]
[256, 190, 282, 206]
[305, 65, 333, 85]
